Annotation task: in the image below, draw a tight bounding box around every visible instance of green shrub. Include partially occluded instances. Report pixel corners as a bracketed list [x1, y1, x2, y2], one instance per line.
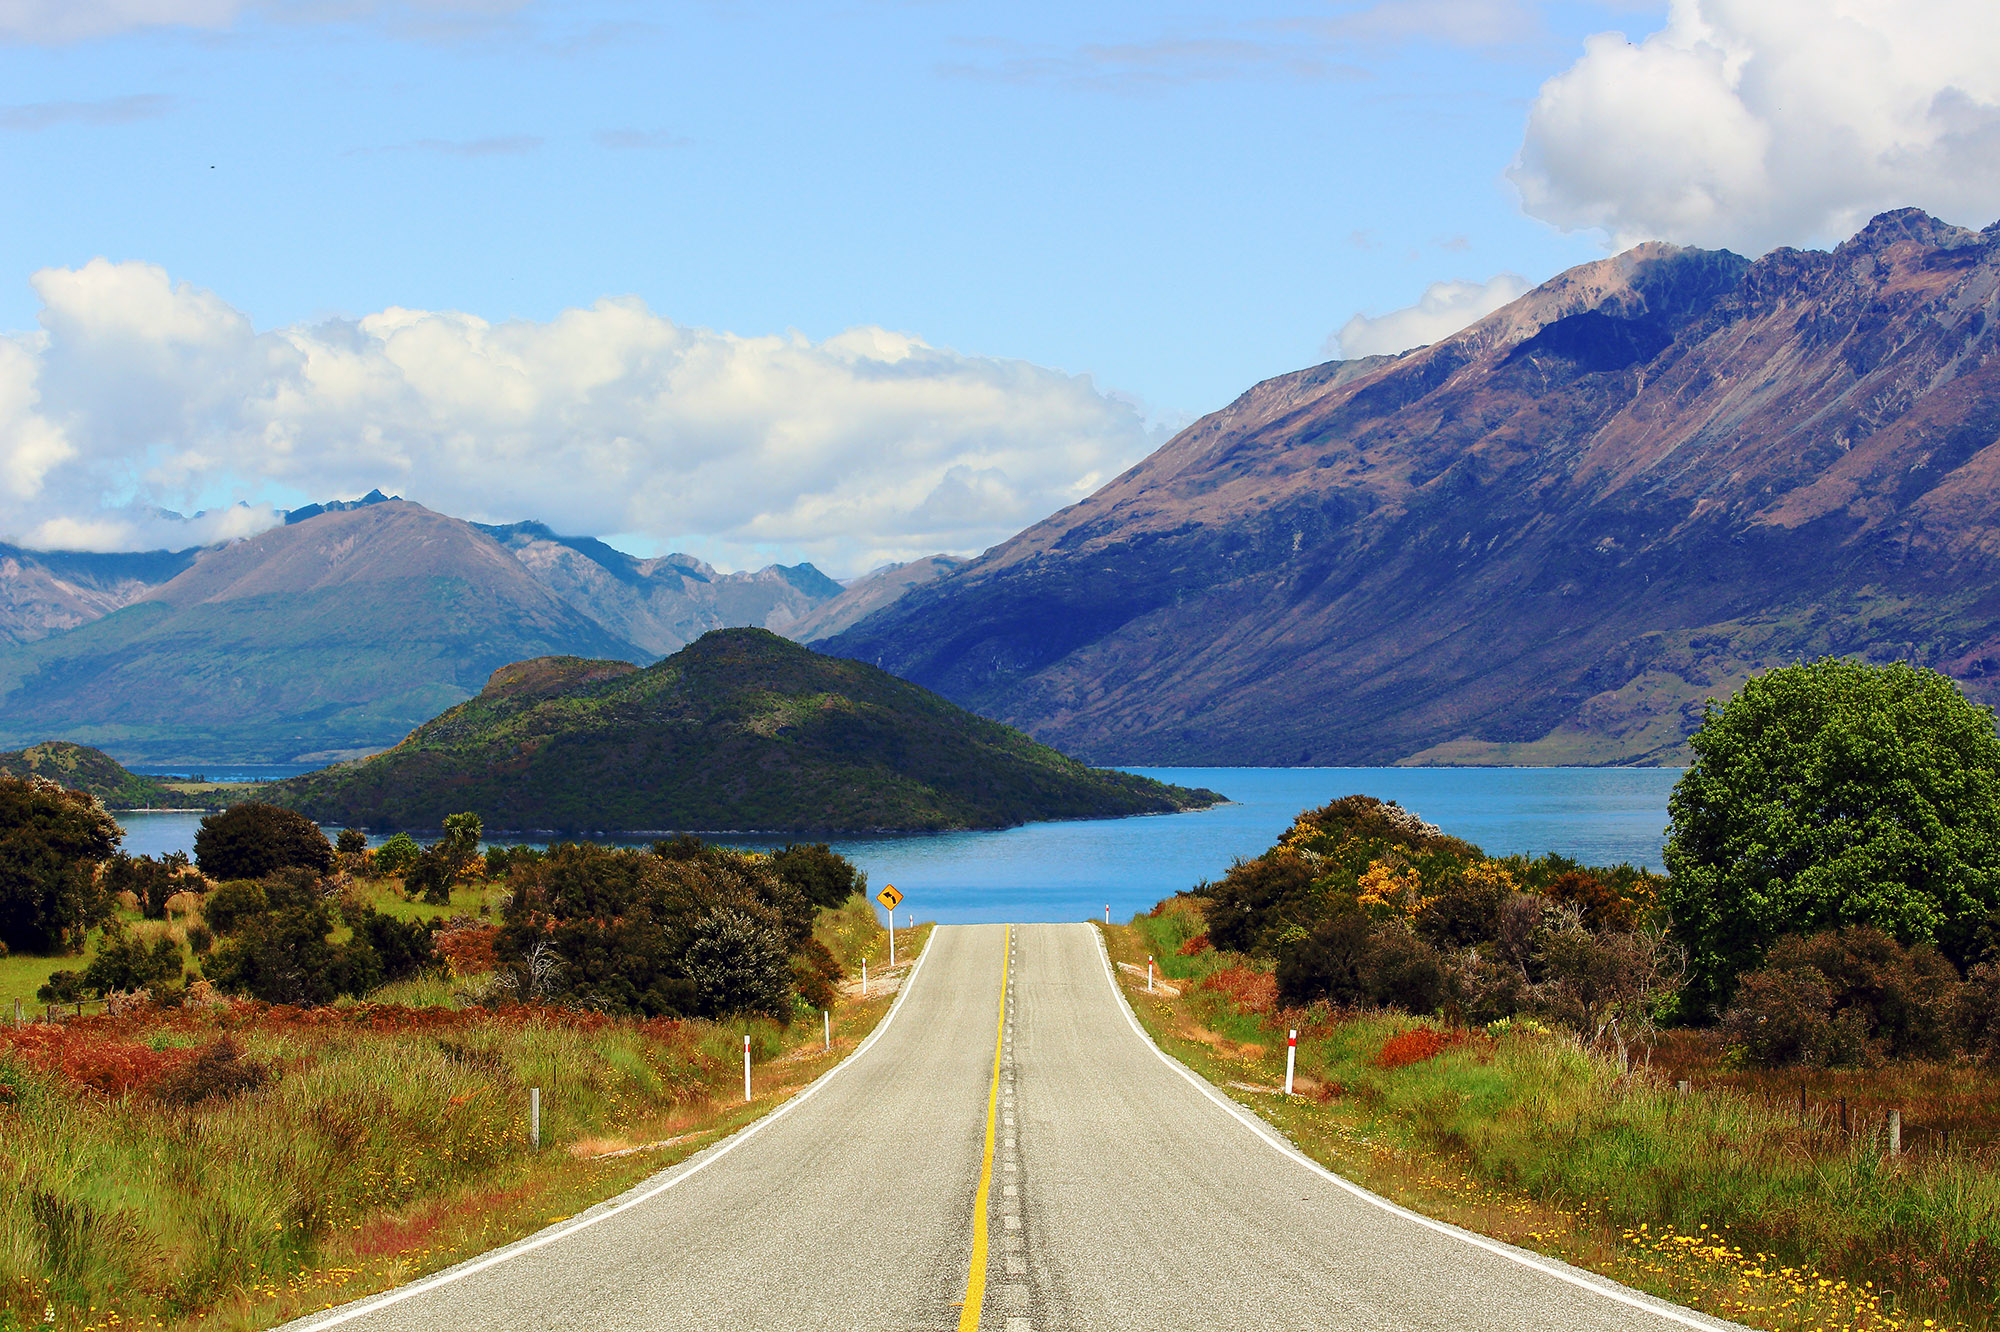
[684, 907, 792, 1020]
[771, 842, 866, 909]
[202, 880, 268, 936]
[403, 845, 454, 905]
[373, 832, 421, 876]
[1275, 912, 1372, 1008]
[347, 907, 435, 983]
[81, 926, 184, 995]
[193, 804, 335, 882]
[1723, 927, 1961, 1066]
[334, 828, 367, 856]
[36, 970, 85, 1004]
[206, 904, 344, 1006]
[1359, 923, 1447, 1012]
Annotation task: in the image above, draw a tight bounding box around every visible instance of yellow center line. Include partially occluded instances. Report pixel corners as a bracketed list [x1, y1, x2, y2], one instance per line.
[958, 924, 1011, 1332]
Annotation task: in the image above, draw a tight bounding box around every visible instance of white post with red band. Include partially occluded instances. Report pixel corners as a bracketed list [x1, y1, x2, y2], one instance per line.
[1147, 956, 1154, 992]
[743, 1035, 752, 1102]
[1285, 1029, 1298, 1095]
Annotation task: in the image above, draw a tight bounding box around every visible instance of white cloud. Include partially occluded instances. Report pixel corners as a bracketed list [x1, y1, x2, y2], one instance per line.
[0, 260, 1157, 576]
[1512, 0, 2000, 253]
[1328, 272, 1531, 359]
[0, 0, 242, 43]
[0, 93, 174, 130]
[0, 0, 532, 43]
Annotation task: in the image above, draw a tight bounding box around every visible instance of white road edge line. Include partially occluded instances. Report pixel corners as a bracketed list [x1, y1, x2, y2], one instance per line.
[1087, 925, 1741, 1332]
[287, 928, 946, 1331]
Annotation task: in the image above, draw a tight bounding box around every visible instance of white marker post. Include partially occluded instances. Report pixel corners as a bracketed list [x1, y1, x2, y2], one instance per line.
[1147, 956, 1154, 993]
[1105, 905, 1110, 925]
[1285, 1030, 1298, 1096]
[743, 1035, 752, 1103]
[862, 959, 868, 997]
[529, 1087, 541, 1151]
[823, 1009, 831, 1050]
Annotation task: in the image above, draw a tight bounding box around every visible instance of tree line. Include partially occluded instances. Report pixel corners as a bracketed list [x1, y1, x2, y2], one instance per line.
[1194, 658, 2000, 1068]
[2, 791, 867, 1021]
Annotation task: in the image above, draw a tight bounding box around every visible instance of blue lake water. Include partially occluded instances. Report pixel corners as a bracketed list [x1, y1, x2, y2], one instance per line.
[115, 767, 1682, 924]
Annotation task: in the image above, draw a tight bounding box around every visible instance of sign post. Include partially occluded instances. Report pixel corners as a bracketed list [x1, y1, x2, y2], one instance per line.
[876, 885, 904, 968]
[1285, 1030, 1297, 1095]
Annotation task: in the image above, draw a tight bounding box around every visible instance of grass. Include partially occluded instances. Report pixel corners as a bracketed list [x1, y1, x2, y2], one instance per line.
[1108, 899, 2000, 1332]
[0, 893, 931, 1332]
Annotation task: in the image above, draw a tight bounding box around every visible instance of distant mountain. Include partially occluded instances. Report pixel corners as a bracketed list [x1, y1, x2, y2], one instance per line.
[0, 740, 190, 809]
[0, 501, 649, 764]
[793, 556, 970, 643]
[265, 629, 1223, 833]
[0, 544, 198, 646]
[0, 494, 940, 762]
[476, 520, 842, 656]
[825, 209, 2000, 766]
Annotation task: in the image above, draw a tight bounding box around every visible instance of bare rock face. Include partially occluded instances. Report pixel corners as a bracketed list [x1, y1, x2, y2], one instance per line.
[824, 209, 2000, 766]
[476, 521, 842, 657]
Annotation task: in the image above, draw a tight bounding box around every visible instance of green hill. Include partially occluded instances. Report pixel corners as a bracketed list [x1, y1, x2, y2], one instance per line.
[265, 630, 1225, 833]
[0, 741, 194, 810]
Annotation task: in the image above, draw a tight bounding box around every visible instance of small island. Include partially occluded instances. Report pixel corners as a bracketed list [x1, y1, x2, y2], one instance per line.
[265, 628, 1224, 833]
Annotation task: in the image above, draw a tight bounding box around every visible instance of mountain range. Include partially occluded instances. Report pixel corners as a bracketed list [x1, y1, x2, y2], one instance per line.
[6, 209, 1999, 769]
[823, 209, 2000, 765]
[0, 493, 962, 764]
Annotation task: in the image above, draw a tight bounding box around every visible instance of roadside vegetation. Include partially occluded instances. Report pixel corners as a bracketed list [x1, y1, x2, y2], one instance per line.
[1109, 658, 2000, 1332]
[0, 787, 926, 1331]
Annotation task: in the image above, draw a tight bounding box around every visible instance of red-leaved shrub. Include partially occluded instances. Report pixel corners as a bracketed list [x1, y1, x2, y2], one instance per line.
[434, 923, 499, 976]
[1374, 1027, 1455, 1069]
[1177, 932, 1210, 956]
[1201, 966, 1278, 1014]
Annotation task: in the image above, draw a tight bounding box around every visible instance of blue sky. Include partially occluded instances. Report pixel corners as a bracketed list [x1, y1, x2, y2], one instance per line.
[1, 0, 1993, 572]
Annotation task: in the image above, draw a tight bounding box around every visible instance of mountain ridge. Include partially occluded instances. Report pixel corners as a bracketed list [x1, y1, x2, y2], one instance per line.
[823, 209, 2000, 766]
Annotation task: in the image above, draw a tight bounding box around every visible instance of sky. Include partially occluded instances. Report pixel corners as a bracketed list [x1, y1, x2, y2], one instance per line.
[2, 0, 1998, 575]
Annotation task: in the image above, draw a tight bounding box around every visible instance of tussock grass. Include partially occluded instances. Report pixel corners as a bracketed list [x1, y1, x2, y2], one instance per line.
[1104, 917, 2000, 1332]
[0, 894, 927, 1332]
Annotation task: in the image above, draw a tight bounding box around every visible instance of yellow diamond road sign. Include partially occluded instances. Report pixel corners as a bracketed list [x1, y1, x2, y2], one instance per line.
[876, 885, 903, 911]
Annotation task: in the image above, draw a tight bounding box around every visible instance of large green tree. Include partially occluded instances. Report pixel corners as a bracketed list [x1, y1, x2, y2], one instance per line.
[193, 803, 335, 882]
[1663, 659, 2000, 1015]
[0, 775, 121, 953]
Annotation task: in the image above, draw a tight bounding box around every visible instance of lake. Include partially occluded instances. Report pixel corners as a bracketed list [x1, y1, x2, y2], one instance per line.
[116, 767, 1682, 924]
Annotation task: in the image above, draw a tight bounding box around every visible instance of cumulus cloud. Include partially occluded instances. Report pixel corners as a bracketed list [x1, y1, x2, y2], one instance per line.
[1512, 0, 2000, 253]
[0, 260, 1157, 575]
[1327, 272, 1531, 359]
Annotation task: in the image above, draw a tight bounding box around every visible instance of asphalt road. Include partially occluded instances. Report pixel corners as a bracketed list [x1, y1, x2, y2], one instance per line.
[287, 923, 1743, 1332]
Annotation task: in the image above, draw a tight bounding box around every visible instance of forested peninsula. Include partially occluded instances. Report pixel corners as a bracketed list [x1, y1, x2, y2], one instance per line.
[266, 629, 1222, 833]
